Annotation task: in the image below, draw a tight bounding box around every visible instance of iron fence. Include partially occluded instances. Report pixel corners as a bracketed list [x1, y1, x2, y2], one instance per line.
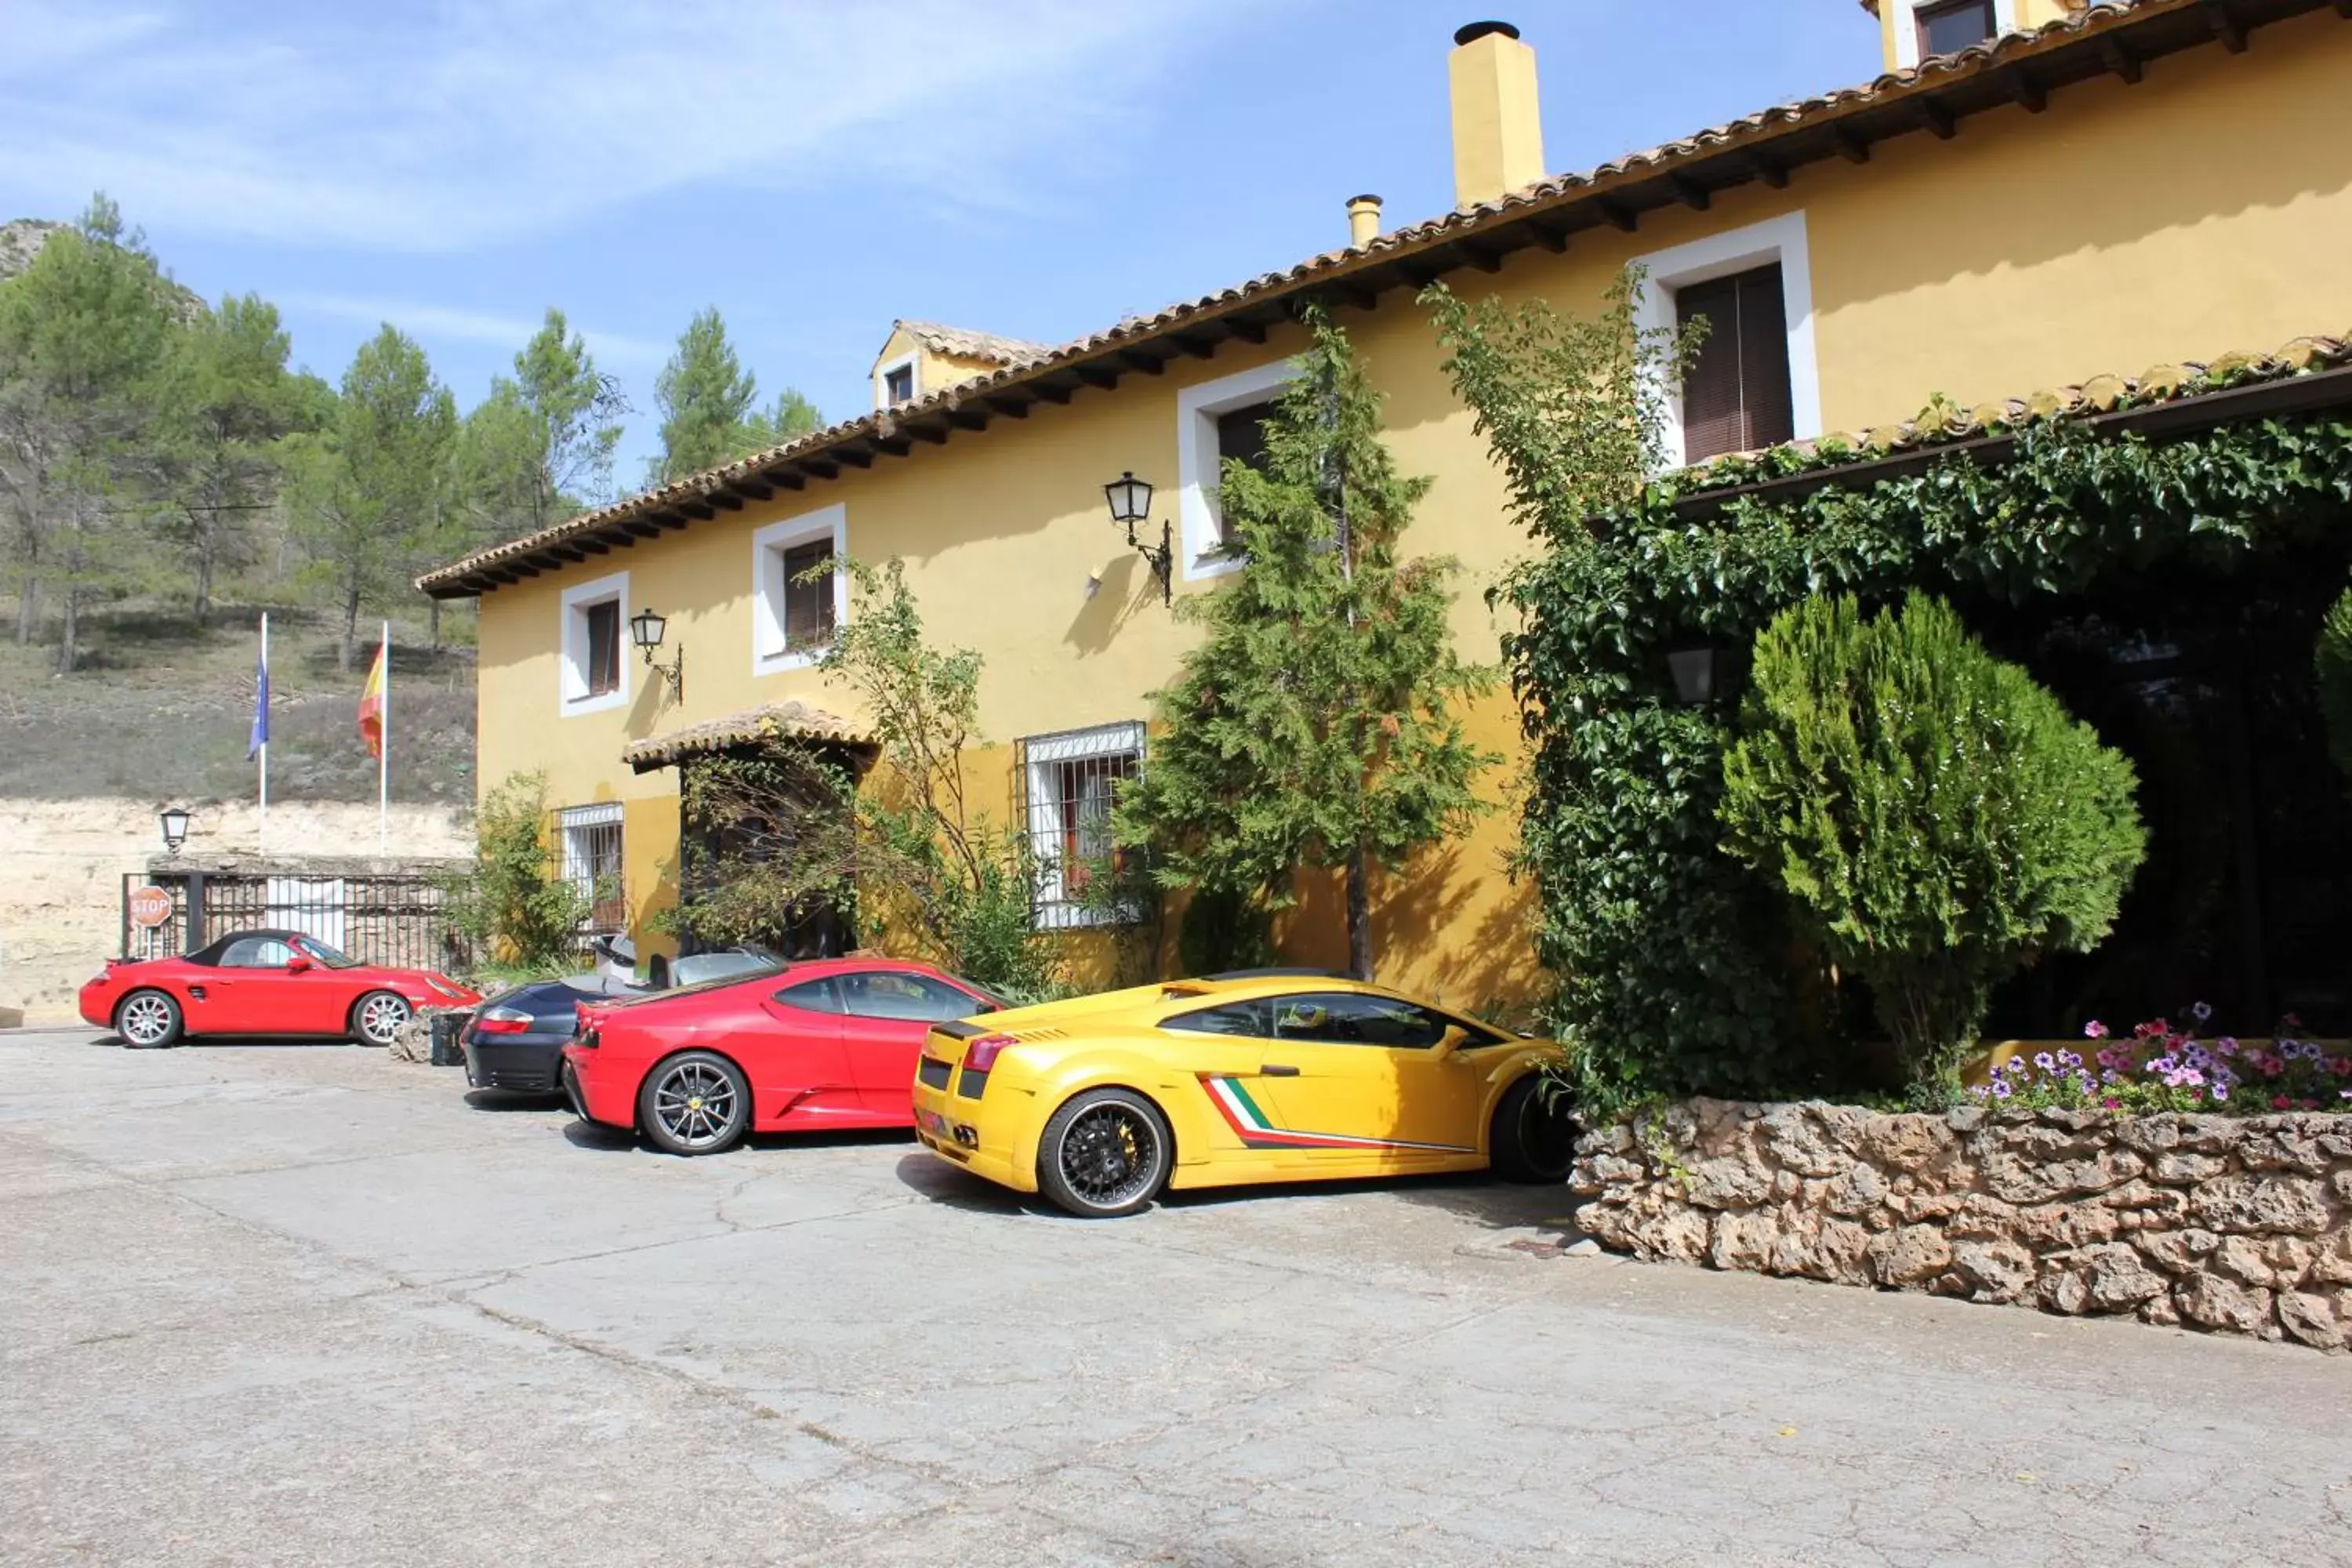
[121, 870, 477, 973]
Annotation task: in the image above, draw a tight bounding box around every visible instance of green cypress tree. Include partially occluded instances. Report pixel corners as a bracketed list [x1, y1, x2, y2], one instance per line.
[1113, 309, 1496, 980]
[1718, 593, 2147, 1102]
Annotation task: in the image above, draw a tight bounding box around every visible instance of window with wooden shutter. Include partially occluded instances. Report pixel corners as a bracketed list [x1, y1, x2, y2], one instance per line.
[583, 599, 621, 697]
[781, 537, 836, 651]
[1675, 264, 1794, 463]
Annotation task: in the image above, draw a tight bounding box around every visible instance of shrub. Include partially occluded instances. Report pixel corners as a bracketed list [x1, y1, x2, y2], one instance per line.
[445, 771, 589, 969]
[1719, 593, 2147, 1103]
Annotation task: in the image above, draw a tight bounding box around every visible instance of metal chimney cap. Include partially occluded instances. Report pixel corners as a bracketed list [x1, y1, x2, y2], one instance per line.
[1347, 193, 1384, 208]
[1453, 20, 1520, 45]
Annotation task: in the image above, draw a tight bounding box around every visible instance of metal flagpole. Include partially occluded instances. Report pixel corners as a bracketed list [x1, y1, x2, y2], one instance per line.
[257, 612, 269, 854]
[377, 619, 390, 858]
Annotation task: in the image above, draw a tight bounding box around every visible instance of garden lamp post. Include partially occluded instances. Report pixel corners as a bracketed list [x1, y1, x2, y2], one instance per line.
[158, 806, 191, 856]
[1103, 470, 1173, 606]
[630, 606, 684, 702]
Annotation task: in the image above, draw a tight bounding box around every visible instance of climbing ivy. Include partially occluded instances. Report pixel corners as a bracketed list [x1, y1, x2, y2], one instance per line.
[1453, 339, 2352, 1109]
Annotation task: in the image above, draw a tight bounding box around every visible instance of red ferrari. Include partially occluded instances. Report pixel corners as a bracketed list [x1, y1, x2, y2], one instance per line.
[564, 957, 1000, 1155]
[79, 929, 481, 1048]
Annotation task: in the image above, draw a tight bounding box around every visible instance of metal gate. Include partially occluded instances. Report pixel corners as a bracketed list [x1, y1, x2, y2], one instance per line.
[120, 870, 475, 972]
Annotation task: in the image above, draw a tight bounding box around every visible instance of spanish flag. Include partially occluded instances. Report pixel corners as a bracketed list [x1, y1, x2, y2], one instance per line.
[358, 637, 387, 760]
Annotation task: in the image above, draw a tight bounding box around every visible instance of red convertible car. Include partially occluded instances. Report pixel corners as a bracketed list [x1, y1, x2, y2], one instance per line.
[80, 930, 481, 1048]
[564, 957, 1000, 1155]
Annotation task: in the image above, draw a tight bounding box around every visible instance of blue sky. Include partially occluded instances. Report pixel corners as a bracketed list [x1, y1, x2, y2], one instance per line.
[1, 1, 1875, 491]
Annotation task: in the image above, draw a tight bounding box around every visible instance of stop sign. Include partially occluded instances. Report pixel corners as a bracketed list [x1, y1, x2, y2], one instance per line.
[127, 885, 174, 930]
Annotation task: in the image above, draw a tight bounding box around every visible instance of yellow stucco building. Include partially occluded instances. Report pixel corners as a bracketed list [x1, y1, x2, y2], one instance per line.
[423, 0, 2352, 1011]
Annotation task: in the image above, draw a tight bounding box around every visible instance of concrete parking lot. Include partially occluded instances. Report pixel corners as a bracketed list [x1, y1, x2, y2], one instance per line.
[3, 1026, 2350, 1567]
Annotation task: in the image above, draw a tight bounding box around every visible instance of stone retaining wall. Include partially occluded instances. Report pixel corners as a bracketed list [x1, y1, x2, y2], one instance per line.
[1571, 1101, 2352, 1351]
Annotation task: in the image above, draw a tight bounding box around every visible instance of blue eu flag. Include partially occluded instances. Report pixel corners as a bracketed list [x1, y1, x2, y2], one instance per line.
[247, 651, 269, 760]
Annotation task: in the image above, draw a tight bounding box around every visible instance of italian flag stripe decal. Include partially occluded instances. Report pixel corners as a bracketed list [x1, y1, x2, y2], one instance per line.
[1198, 1074, 1473, 1153]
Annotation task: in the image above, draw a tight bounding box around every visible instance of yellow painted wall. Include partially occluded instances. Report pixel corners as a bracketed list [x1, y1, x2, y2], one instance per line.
[474, 13, 2352, 1006]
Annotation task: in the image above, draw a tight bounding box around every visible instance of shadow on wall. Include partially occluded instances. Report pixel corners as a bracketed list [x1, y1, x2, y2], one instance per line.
[1274, 841, 1543, 1021]
[1062, 554, 1157, 659]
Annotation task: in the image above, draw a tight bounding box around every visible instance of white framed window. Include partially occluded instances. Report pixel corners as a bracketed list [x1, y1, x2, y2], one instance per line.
[750, 506, 847, 675]
[558, 569, 630, 716]
[1019, 720, 1145, 931]
[1632, 212, 1824, 471]
[1890, 0, 2016, 68]
[557, 803, 626, 934]
[877, 353, 918, 411]
[1176, 358, 1298, 582]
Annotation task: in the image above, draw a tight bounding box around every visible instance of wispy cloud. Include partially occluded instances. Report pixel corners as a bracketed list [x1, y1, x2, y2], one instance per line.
[1, 0, 1266, 252]
[281, 293, 668, 368]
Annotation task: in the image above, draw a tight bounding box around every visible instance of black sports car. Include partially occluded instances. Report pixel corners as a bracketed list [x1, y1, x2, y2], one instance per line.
[461, 940, 782, 1094]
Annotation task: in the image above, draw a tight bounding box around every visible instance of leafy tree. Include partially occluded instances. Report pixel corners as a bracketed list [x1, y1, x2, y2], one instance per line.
[1112, 308, 1496, 980]
[285, 325, 456, 670]
[151, 292, 305, 624]
[445, 771, 590, 970]
[666, 558, 1057, 998]
[742, 387, 822, 450]
[652, 308, 820, 485]
[514, 307, 626, 524]
[0, 194, 177, 668]
[1718, 593, 2147, 1104]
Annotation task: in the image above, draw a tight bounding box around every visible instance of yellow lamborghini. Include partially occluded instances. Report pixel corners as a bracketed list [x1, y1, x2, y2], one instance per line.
[910, 969, 1572, 1217]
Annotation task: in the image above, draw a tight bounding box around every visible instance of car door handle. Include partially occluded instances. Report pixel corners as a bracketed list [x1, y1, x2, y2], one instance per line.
[1260, 1064, 1300, 1077]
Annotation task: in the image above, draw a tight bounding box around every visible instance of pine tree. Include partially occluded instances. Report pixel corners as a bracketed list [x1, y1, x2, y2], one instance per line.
[652, 308, 821, 485]
[1113, 309, 1496, 979]
[151, 292, 305, 624]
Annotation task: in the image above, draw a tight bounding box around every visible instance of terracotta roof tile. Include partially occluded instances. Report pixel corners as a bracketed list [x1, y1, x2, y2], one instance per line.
[892, 319, 1049, 366]
[621, 700, 871, 771]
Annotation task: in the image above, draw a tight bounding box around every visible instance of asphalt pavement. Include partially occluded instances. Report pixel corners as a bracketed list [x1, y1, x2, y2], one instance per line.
[3, 1025, 2350, 1567]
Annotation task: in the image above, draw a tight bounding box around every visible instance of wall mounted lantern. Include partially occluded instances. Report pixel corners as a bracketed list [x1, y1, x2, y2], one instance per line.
[1103, 471, 1173, 606]
[158, 806, 191, 856]
[630, 606, 685, 702]
[1666, 641, 1738, 707]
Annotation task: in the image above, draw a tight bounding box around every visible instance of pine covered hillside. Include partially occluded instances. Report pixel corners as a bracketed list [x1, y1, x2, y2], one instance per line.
[0, 220, 69, 282]
[0, 600, 476, 804]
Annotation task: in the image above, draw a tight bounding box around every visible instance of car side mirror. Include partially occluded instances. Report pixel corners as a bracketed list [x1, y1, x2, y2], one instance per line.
[285, 956, 313, 974]
[1432, 1024, 1472, 1062]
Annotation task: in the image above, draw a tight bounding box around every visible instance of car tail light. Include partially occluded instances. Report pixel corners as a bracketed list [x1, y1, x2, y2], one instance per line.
[573, 1004, 601, 1047]
[962, 1033, 1016, 1073]
[473, 1005, 535, 1036]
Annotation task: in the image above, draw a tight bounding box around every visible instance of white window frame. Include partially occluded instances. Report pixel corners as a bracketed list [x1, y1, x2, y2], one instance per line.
[876, 351, 918, 411]
[558, 569, 630, 717]
[750, 505, 848, 676]
[557, 802, 625, 932]
[1891, 0, 2016, 69]
[1023, 720, 1145, 931]
[1175, 358, 1298, 582]
[1632, 211, 1824, 472]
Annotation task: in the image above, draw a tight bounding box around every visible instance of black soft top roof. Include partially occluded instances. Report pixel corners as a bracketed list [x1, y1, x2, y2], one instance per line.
[183, 930, 310, 967]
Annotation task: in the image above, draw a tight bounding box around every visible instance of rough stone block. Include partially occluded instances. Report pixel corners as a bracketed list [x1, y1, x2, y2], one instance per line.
[2176, 1273, 2274, 1335]
[1951, 1240, 2035, 1305]
[2275, 1292, 2344, 1352]
[1708, 1209, 1777, 1273]
[1866, 1225, 1952, 1287]
[2212, 1235, 2277, 1287]
[2190, 1176, 2331, 1236]
[2134, 1229, 2220, 1275]
[1860, 1114, 1955, 1173]
[2078, 1243, 2169, 1312]
[1682, 1155, 1770, 1211]
[2152, 1152, 2228, 1184]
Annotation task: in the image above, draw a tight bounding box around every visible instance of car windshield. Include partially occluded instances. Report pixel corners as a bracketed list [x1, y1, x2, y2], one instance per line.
[294, 937, 361, 969]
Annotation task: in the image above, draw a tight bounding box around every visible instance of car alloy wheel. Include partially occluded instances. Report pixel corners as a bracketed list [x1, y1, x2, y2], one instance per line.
[648, 1058, 743, 1153]
[118, 991, 179, 1047]
[1051, 1095, 1168, 1214]
[354, 991, 412, 1047]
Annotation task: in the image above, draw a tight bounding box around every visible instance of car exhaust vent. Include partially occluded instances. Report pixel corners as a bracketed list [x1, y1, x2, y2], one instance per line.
[1011, 1027, 1067, 1042]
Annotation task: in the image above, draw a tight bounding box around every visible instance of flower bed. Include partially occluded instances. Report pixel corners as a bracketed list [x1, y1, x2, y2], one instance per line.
[1976, 1010, 2350, 1113]
[1571, 1098, 2352, 1351]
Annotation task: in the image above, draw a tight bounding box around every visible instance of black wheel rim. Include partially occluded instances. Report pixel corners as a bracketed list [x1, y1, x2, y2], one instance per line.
[653, 1062, 741, 1150]
[1058, 1104, 1160, 1209]
[359, 995, 408, 1044]
[1519, 1094, 1573, 1175]
[120, 995, 172, 1046]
